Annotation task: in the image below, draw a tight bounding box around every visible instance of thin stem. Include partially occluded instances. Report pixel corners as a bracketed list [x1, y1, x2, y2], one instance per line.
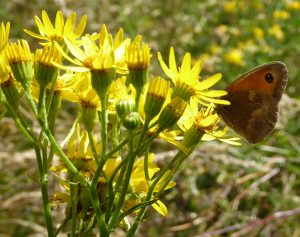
[88, 94, 109, 236]
[46, 75, 57, 114]
[70, 183, 79, 237]
[144, 149, 151, 183]
[135, 88, 142, 112]
[2, 93, 55, 236]
[38, 86, 46, 117]
[87, 131, 100, 166]
[108, 132, 136, 230]
[89, 184, 108, 236]
[100, 95, 108, 161]
[54, 215, 70, 237]
[106, 138, 128, 158]
[105, 155, 130, 222]
[23, 85, 37, 116]
[34, 146, 55, 237]
[40, 121, 89, 187]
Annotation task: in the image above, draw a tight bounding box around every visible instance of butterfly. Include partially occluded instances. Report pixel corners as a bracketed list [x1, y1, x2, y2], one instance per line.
[216, 62, 288, 143]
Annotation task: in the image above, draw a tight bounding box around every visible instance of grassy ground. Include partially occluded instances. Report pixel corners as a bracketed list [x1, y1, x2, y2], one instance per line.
[1, 1, 300, 236]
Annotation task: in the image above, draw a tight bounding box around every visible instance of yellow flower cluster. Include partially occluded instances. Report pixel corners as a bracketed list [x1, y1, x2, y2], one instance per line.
[0, 10, 240, 234]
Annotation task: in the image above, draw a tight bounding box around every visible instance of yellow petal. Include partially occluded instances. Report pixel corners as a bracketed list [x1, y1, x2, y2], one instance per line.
[64, 12, 76, 36]
[181, 53, 192, 75]
[158, 53, 177, 84]
[74, 15, 87, 36]
[169, 47, 178, 75]
[197, 73, 222, 90]
[200, 90, 227, 97]
[152, 200, 168, 216]
[55, 11, 64, 35]
[42, 10, 55, 35]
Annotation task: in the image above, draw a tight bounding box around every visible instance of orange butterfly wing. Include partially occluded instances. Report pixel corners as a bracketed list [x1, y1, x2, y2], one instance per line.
[216, 62, 288, 143]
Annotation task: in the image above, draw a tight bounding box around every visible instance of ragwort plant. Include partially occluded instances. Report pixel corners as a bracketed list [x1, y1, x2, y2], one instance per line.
[0, 11, 240, 236]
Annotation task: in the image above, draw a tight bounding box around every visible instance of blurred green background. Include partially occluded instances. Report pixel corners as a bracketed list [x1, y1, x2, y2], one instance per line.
[1, 0, 300, 236]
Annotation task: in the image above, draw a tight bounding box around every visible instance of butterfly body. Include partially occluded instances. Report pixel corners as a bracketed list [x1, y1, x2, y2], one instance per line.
[216, 62, 288, 143]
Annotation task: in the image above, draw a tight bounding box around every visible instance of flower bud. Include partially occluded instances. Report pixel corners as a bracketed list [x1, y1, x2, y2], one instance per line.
[34, 45, 61, 89]
[0, 76, 20, 107]
[158, 97, 187, 129]
[122, 112, 141, 131]
[5, 40, 34, 90]
[144, 77, 170, 122]
[115, 99, 135, 120]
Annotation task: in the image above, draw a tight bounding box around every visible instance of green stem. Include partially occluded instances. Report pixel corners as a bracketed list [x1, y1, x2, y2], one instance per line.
[89, 183, 108, 236]
[87, 131, 100, 166]
[34, 146, 55, 237]
[70, 183, 79, 237]
[105, 154, 130, 222]
[88, 94, 109, 236]
[135, 88, 142, 112]
[46, 75, 57, 114]
[38, 86, 45, 116]
[54, 215, 70, 237]
[23, 85, 37, 116]
[100, 95, 108, 161]
[108, 132, 135, 230]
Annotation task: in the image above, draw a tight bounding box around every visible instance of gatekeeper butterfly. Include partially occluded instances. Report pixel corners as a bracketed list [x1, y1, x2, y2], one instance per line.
[216, 61, 288, 143]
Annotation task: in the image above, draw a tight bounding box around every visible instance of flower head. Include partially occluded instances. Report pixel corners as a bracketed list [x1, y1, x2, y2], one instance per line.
[224, 48, 245, 66]
[126, 35, 152, 95]
[158, 47, 229, 105]
[55, 25, 130, 73]
[268, 24, 285, 41]
[0, 56, 20, 107]
[178, 100, 241, 151]
[144, 76, 170, 123]
[5, 40, 34, 89]
[24, 10, 87, 45]
[126, 35, 152, 70]
[34, 45, 61, 88]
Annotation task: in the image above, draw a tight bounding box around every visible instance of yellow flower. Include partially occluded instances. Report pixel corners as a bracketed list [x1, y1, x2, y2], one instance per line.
[0, 22, 10, 53]
[5, 40, 34, 89]
[144, 76, 170, 123]
[224, 48, 245, 66]
[65, 72, 100, 108]
[51, 124, 100, 177]
[59, 72, 129, 115]
[178, 99, 240, 150]
[31, 72, 77, 103]
[126, 35, 152, 70]
[287, 1, 300, 10]
[268, 24, 285, 41]
[5, 40, 32, 64]
[126, 35, 152, 98]
[223, 1, 236, 12]
[34, 45, 61, 88]
[0, 54, 20, 107]
[273, 10, 290, 20]
[54, 25, 130, 74]
[158, 47, 229, 105]
[24, 10, 87, 45]
[252, 27, 265, 40]
[128, 153, 176, 216]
